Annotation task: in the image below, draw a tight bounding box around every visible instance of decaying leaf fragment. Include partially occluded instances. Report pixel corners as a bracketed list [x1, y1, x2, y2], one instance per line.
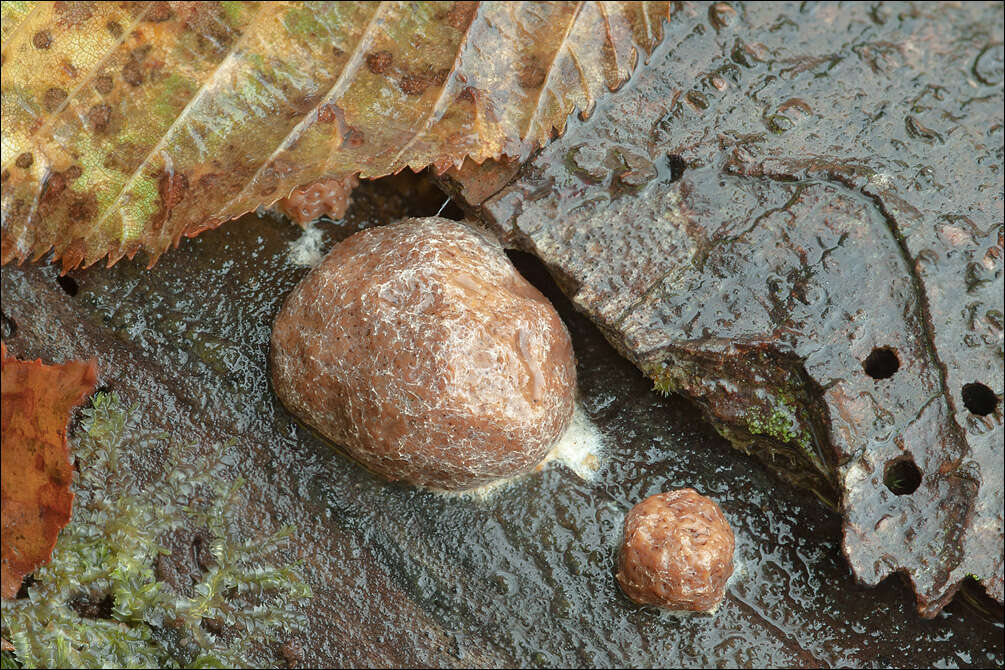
[1, 343, 97, 598]
[0, 1, 670, 269]
[461, 1, 1004, 615]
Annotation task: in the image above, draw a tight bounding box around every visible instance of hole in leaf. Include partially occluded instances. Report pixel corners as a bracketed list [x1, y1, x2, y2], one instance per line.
[1, 311, 16, 339]
[56, 274, 78, 297]
[884, 457, 922, 495]
[666, 154, 686, 182]
[961, 382, 998, 416]
[863, 346, 899, 379]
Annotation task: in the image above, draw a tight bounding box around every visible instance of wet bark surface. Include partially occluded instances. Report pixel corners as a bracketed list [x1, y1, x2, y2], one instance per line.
[2, 1, 1003, 666]
[448, 0, 1004, 617]
[2, 174, 1002, 666]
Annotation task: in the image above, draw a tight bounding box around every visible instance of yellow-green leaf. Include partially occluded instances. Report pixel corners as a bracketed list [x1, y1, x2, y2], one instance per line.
[1, 1, 670, 269]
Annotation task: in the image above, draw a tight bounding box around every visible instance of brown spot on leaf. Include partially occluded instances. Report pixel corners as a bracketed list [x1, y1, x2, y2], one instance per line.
[318, 103, 338, 123]
[332, 45, 345, 59]
[68, 196, 96, 223]
[430, 67, 450, 86]
[153, 171, 189, 232]
[87, 103, 112, 133]
[444, 1, 478, 30]
[8, 198, 27, 219]
[518, 59, 547, 90]
[131, 44, 152, 61]
[32, 30, 52, 49]
[105, 20, 123, 37]
[197, 172, 221, 191]
[94, 74, 114, 95]
[121, 59, 144, 86]
[122, 46, 151, 87]
[43, 87, 68, 113]
[193, 21, 236, 56]
[366, 50, 393, 74]
[399, 73, 429, 96]
[54, 1, 95, 28]
[36, 169, 73, 219]
[177, 0, 231, 49]
[65, 166, 82, 180]
[342, 127, 365, 149]
[15, 153, 33, 169]
[40, 171, 68, 204]
[399, 65, 451, 96]
[145, 3, 174, 22]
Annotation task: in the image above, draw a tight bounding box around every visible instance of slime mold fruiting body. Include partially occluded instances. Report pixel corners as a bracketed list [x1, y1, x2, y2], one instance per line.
[617, 488, 735, 612]
[271, 217, 577, 490]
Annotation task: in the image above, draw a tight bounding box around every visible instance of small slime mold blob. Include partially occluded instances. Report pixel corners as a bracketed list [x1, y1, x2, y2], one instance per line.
[271, 217, 577, 490]
[278, 175, 359, 224]
[616, 489, 735, 612]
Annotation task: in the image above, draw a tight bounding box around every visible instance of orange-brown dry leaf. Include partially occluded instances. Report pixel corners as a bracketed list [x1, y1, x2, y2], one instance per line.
[1, 343, 97, 599]
[0, 1, 670, 270]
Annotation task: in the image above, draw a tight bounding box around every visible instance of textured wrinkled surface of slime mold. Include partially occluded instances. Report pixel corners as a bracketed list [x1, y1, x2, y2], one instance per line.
[617, 489, 735, 612]
[270, 217, 576, 490]
[278, 176, 360, 225]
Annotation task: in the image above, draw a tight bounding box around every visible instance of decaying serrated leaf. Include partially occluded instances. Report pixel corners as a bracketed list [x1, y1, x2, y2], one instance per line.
[1, 342, 97, 599]
[0, 1, 671, 269]
[459, 1, 1004, 616]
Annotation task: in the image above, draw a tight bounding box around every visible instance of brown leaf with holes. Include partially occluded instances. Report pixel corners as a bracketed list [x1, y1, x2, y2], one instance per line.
[0, 1, 671, 269]
[1, 342, 97, 598]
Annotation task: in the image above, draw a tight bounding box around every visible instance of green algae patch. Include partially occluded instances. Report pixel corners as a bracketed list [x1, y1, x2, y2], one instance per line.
[0, 392, 311, 668]
[647, 352, 835, 504]
[747, 405, 799, 444]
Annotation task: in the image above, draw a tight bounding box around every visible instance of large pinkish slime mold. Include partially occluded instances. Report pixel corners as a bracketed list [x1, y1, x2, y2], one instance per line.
[271, 217, 577, 490]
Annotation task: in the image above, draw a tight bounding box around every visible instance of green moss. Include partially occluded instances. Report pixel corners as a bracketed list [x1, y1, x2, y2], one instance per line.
[1, 392, 311, 668]
[651, 378, 673, 398]
[747, 405, 799, 444]
[647, 359, 836, 503]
